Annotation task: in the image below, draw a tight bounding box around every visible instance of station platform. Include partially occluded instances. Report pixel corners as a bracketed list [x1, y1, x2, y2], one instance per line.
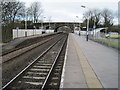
[1, 33, 56, 53]
[60, 33, 118, 89]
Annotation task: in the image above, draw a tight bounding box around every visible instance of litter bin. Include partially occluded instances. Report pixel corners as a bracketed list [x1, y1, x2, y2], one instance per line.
[25, 31, 27, 37]
[42, 31, 45, 34]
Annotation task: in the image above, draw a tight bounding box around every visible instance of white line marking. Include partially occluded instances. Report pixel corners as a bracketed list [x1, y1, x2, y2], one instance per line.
[59, 34, 69, 89]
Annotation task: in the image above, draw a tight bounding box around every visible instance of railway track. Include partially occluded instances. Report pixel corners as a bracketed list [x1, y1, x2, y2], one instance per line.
[2, 33, 61, 63]
[2, 33, 66, 86]
[2, 33, 68, 89]
[2, 33, 59, 56]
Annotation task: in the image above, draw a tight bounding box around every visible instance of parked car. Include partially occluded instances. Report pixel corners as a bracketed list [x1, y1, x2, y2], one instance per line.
[105, 32, 120, 38]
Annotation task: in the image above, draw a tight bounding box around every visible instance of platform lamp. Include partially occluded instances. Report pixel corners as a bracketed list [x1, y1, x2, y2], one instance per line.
[76, 16, 81, 36]
[81, 5, 89, 41]
[74, 20, 75, 33]
[42, 17, 46, 29]
[25, 8, 27, 37]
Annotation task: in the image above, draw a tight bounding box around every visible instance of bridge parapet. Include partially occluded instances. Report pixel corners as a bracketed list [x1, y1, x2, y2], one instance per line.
[34, 22, 81, 32]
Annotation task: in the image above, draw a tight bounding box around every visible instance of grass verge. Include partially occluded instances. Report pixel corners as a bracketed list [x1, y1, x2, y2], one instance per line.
[89, 37, 120, 50]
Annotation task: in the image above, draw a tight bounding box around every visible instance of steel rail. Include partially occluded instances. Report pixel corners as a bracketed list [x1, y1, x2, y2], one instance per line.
[41, 35, 67, 90]
[1, 35, 65, 90]
[2, 34, 62, 63]
[1, 34, 60, 56]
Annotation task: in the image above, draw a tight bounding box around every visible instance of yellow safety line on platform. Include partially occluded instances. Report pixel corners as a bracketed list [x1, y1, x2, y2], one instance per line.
[71, 34, 103, 88]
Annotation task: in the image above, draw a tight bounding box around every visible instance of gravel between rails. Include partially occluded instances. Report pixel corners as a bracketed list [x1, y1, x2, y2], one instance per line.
[2, 33, 65, 87]
[42, 35, 68, 89]
[5, 34, 67, 89]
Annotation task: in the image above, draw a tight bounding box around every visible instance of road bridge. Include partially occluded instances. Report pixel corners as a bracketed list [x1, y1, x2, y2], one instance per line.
[33, 22, 81, 32]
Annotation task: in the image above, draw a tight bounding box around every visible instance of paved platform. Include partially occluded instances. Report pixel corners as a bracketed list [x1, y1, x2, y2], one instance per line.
[60, 33, 118, 89]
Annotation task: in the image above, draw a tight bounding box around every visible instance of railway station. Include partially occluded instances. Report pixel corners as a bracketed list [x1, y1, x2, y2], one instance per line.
[1, 31, 118, 89]
[1, 0, 119, 90]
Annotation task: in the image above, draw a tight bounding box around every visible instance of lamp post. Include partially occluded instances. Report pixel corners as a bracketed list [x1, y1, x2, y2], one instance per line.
[74, 20, 75, 33]
[25, 8, 27, 30]
[74, 16, 78, 33]
[81, 5, 89, 41]
[49, 21, 50, 29]
[86, 16, 89, 41]
[93, 16, 96, 39]
[76, 16, 81, 36]
[48, 16, 51, 30]
[41, 21, 43, 29]
[25, 8, 27, 37]
[48, 19, 50, 33]
[41, 17, 46, 29]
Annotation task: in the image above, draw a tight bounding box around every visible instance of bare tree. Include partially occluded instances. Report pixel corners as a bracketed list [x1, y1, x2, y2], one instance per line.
[101, 8, 113, 27]
[1, 0, 25, 24]
[83, 10, 95, 28]
[93, 9, 101, 27]
[27, 2, 43, 23]
[1, 0, 25, 42]
[26, 7, 33, 21]
[83, 8, 113, 28]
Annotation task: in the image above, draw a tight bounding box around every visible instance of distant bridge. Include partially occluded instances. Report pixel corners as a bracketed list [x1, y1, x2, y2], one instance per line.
[33, 22, 82, 32]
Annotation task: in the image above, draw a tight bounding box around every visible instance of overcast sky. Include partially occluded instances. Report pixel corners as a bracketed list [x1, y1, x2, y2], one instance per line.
[19, 0, 119, 25]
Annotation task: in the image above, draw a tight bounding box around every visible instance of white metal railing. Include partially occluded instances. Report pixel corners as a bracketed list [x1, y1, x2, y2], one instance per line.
[13, 29, 54, 39]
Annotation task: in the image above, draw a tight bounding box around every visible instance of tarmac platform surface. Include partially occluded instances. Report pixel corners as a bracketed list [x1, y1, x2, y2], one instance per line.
[60, 33, 118, 89]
